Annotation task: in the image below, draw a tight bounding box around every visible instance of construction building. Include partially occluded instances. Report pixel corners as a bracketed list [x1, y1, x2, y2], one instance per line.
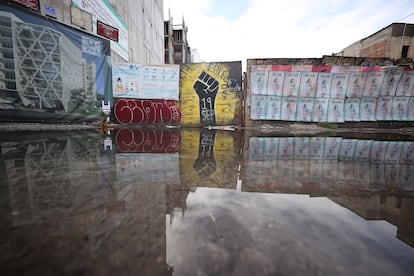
[164, 13, 191, 64]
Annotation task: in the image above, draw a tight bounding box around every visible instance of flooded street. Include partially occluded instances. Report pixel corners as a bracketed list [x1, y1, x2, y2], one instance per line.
[0, 128, 414, 275]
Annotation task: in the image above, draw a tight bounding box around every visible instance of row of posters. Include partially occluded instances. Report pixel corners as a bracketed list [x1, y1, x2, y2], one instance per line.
[250, 65, 414, 98]
[248, 137, 414, 164]
[250, 96, 414, 122]
[112, 63, 180, 100]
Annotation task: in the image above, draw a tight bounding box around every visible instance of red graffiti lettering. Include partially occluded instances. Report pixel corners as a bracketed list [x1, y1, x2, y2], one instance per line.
[114, 99, 182, 125]
[115, 128, 182, 153]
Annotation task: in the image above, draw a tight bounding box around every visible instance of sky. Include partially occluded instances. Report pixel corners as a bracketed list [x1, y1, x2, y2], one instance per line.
[164, 0, 414, 69]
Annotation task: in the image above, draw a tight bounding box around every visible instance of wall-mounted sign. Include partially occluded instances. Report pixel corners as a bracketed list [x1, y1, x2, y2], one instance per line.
[44, 3, 56, 18]
[12, 0, 39, 12]
[97, 20, 119, 42]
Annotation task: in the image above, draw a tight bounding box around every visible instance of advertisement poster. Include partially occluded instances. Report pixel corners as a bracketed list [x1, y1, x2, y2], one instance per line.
[360, 97, 377, 121]
[296, 98, 314, 122]
[380, 67, 403, 96]
[400, 142, 414, 164]
[324, 137, 342, 160]
[294, 137, 310, 160]
[250, 70, 269, 95]
[331, 73, 349, 99]
[248, 137, 265, 161]
[353, 162, 370, 185]
[384, 164, 400, 186]
[346, 72, 366, 98]
[363, 71, 384, 97]
[251, 95, 267, 120]
[396, 70, 414, 96]
[267, 71, 285, 96]
[263, 138, 279, 160]
[409, 97, 414, 121]
[344, 98, 360, 121]
[392, 97, 409, 121]
[384, 141, 403, 164]
[140, 65, 180, 100]
[281, 97, 298, 121]
[283, 72, 301, 97]
[327, 99, 344, 122]
[112, 63, 141, 98]
[376, 97, 393, 121]
[354, 140, 373, 162]
[312, 98, 329, 122]
[370, 141, 388, 163]
[266, 96, 282, 120]
[339, 139, 357, 161]
[309, 137, 325, 159]
[278, 137, 295, 160]
[316, 72, 332, 98]
[299, 72, 317, 97]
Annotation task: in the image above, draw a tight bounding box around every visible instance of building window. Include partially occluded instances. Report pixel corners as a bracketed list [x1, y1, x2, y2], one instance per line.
[402, 45, 409, 58]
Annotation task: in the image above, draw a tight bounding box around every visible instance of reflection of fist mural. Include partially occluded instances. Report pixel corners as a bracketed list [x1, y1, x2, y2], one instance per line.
[193, 130, 217, 178]
[193, 71, 219, 126]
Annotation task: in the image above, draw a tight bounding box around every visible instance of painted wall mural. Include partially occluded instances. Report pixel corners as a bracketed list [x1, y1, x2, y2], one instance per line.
[179, 62, 243, 127]
[249, 65, 414, 122]
[114, 98, 181, 125]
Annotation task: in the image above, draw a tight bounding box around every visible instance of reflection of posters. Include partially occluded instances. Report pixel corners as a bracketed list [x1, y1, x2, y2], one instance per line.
[396, 70, 414, 96]
[263, 138, 279, 160]
[370, 141, 388, 163]
[384, 141, 403, 164]
[294, 160, 310, 184]
[324, 137, 342, 160]
[354, 140, 372, 162]
[344, 98, 360, 121]
[278, 137, 295, 159]
[400, 142, 414, 164]
[299, 72, 317, 97]
[250, 70, 269, 95]
[363, 71, 384, 97]
[346, 72, 366, 98]
[316, 72, 332, 98]
[309, 137, 325, 159]
[267, 71, 285, 96]
[353, 162, 370, 186]
[400, 165, 414, 190]
[370, 163, 386, 188]
[327, 99, 344, 122]
[392, 97, 409, 121]
[312, 98, 328, 122]
[360, 97, 377, 121]
[338, 161, 354, 185]
[376, 97, 393, 121]
[297, 98, 313, 122]
[385, 164, 400, 186]
[409, 97, 414, 121]
[339, 139, 357, 161]
[112, 63, 141, 97]
[331, 73, 349, 98]
[294, 137, 310, 160]
[283, 72, 301, 97]
[277, 160, 294, 184]
[322, 160, 338, 184]
[309, 159, 323, 183]
[248, 137, 265, 161]
[380, 67, 402, 96]
[281, 97, 298, 121]
[266, 96, 282, 120]
[250, 95, 267, 120]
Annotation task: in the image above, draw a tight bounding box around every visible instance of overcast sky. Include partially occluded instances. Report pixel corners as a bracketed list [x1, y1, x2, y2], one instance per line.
[164, 0, 414, 69]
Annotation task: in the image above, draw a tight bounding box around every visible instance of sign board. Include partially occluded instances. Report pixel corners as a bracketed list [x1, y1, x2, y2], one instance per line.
[97, 20, 118, 42]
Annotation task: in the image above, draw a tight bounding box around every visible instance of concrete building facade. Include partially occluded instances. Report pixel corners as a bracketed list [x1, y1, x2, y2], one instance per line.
[338, 23, 414, 59]
[164, 14, 191, 64]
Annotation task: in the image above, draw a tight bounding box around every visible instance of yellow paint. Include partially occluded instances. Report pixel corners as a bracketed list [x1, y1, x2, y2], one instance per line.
[179, 63, 241, 126]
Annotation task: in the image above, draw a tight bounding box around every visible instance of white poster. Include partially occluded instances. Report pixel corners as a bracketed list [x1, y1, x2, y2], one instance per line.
[392, 97, 409, 121]
[278, 137, 295, 160]
[299, 72, 317, 97]
[384, 164, 400, 186]
[266, 96, 282, 120]
[376, 97, 393, 121]
[283, 72, 301, 97]
[408, 97, 414, 121]
[316, 72, 332, 98]
[322, 160, 338, 184]
[346, 72, 366, 98]
[370, 141, 388, 163]
[297, 98, 314, 122]
[331, 73, 349, 99]
[112, 63, 141, 98]
[339, 139, 357, 161]
[250, 95, 267, 120]
[263, 138, 279, 160]
[354, 140, 373, 162]
[353, 162, 370, 186]
[384, 141, 403, 164]
[363, 71, 384, 97]
[281, 97, 298, 121]
[309, 137, 325, 159]
[396, 70, 414, 96]
[250, 70, 269, 95]
[294, 137, 310, 160]
[267, 71, 285, 96]
[380, 67, 403, 96]
[360, 97, 377, 121]
[248, 137, 265, 161]
[327, 99, 344, 122]
[400, 142, 414, 164]
[312, 98, 329, 122]
[324, 137, 342, 160]
[344, 98, 360, 121]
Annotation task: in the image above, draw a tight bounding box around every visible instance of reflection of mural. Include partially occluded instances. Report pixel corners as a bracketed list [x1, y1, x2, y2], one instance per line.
[180, 62, 242, 127]
[193, 130, 217, 178]
[114, 127, 181, 153]
[114, 98, 182, 125]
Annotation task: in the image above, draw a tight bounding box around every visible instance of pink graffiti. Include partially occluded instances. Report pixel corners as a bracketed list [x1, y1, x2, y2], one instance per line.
[114, 98, 182, 125]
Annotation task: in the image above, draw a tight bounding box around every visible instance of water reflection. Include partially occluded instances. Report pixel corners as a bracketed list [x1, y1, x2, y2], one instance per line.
[0, 129, 413, 275]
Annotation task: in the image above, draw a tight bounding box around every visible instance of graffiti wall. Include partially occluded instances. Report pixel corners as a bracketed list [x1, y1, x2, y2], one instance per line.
[0, 4, 112, 122]
[179, 62, 243, 127]
[249, 64, 414, 122]
[112, 63, 181, 125]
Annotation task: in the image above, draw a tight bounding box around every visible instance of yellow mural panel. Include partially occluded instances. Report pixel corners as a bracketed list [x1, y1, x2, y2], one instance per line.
[179, 62, 242, 126]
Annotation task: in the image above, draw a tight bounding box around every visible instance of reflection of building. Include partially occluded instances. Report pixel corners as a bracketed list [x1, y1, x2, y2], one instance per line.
[336, 23, 414, 59]
[0, 12, 96, 112]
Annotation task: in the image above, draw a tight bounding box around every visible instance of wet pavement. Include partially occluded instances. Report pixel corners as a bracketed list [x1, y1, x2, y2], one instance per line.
[0, 128, 414, 275]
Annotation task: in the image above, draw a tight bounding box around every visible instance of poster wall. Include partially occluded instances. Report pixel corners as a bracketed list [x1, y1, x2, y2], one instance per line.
[179, 62, 243, 127]
[249, 64, 414, 122]
[0, 4, 111, 122]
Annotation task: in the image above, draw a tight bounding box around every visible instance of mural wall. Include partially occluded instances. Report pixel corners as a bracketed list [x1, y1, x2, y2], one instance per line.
[112, 63, 181, 125]
[0, 4, 112, 122]
[179, 62, 243, 127]
[249, 64, 414, 122]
